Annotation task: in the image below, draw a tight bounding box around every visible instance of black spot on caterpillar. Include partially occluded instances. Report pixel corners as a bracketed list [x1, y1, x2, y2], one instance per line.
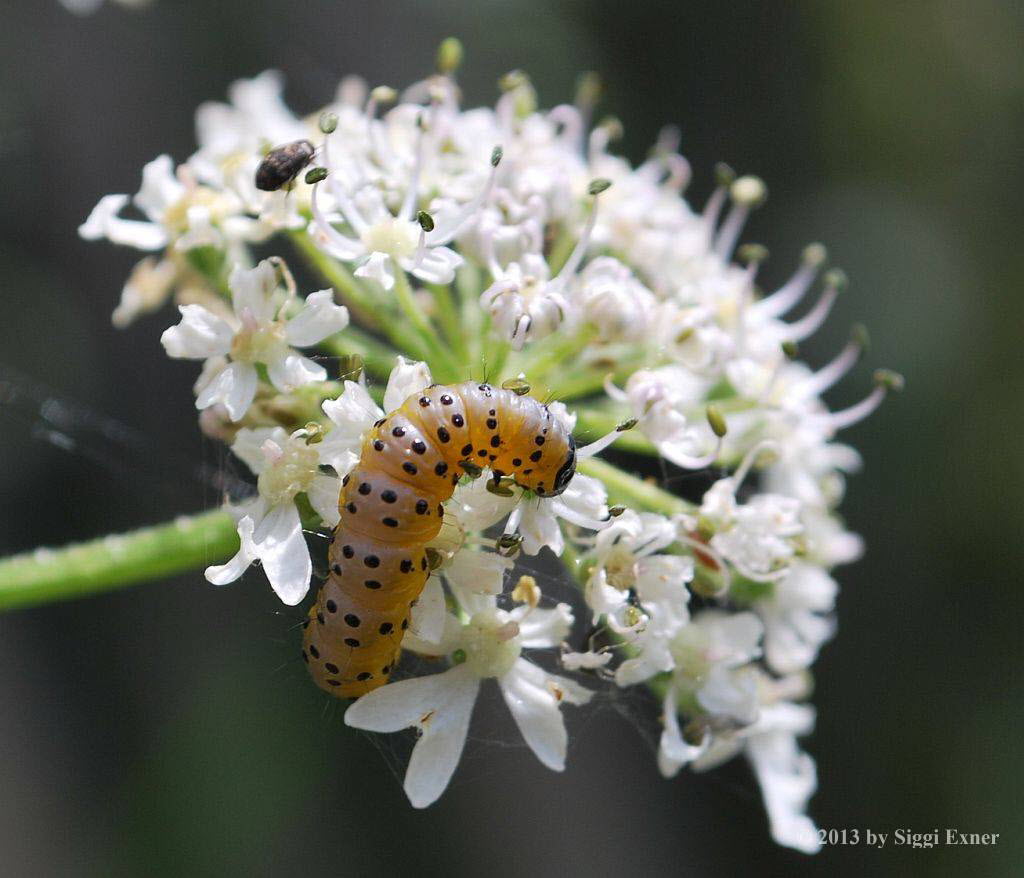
[303, 381, 577, 698]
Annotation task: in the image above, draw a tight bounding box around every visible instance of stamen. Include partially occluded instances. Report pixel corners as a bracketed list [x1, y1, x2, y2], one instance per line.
[428, 146, 502, 244]
[503, 506, 524, 538]
[602, 374, 628, 402]
[826, 370, 903, 431]
[576, 417, 636, 459]
[310, 180, 364, 260]
[319, 132, 369, 236]
[755, 243, 827, 319]
[799, 330, 865, 399]
[781, 268, 846, 343]
[702, 162, 735, 241]
[677, 534, 732, 594]
[714, 175, 767, 259]
[400, 114, 427, 221]
[732, 439, 783, 490]
[550, 499, 610, 532]
[556, 179, 609, 282]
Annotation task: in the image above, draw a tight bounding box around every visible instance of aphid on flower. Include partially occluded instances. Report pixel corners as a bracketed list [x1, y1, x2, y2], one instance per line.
[254, 139, 316, 192]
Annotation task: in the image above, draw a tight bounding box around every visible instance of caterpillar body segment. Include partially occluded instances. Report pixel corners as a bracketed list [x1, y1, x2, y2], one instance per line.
[303, 381, 578, 698]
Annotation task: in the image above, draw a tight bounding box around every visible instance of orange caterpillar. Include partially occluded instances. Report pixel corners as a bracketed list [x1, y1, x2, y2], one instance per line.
[302, 381, 577, 698]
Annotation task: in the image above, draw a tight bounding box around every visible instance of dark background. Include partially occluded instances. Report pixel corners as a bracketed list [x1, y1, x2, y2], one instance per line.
[1, 1, 1021, 876]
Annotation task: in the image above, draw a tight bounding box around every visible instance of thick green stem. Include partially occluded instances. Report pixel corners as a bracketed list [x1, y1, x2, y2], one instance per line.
[0, 510, 238, 610]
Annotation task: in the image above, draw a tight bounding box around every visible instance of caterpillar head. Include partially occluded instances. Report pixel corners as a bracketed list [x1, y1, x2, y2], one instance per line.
[550, 434, 577, 496]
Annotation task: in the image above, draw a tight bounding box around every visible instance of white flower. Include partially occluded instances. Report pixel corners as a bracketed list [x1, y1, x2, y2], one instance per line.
[582, 510, 694, 686]
[480, 252, 568, 349]
[666, 609, 764, 724]
[318, 357, 433, 475]
[478, 184, 604, 349]
[571, 256, 656, 342]
[756, 562, 837, 675]
[700, 478, 803, 581]
[111, 256, 178, 328]
[206, 425, 340, 604]
[345, 592, 590, 807]
[609, 367, 719, 469]
[160, 259, 348, 420]
[691, 701, 821, 854]
[309, 124, 471, 291]
[449, 468, 609, 558]
[79, 154, 257, 255]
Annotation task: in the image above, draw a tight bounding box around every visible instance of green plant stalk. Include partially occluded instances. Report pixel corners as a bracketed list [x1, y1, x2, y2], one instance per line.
[317, 326, 397, 380]
[288, 229, 381, 329]
[0, 453, 695, 610]
[392, 270, 461, 381]
[522, 325, 598, 382]
[426, 282, 469, 364]
[578, 456, 695, 516]
[0, 510, 239, 610]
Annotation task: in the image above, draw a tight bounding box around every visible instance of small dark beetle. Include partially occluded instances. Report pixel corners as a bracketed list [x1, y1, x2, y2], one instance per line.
[255, 139, 315, 192]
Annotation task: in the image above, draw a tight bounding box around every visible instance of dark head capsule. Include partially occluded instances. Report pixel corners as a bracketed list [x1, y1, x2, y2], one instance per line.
[255, 139, 315, 192]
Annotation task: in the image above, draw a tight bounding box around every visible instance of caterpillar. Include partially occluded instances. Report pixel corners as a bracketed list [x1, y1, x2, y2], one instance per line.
[302, 381, 577, 698]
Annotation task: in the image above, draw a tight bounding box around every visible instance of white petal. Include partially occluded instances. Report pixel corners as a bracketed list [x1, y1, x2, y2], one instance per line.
[307, 473, 341, 527]
[747, 723, 821, 854]
[174, 205, 223, 252]
[409, 575, 447, 644]
[204, 516, 257, 585]
[251, 502, 311, 605]
[196, 361, 258, 422]
[285, 290, 350, 347]
[134, 154, 186, 220]
[354, 251, 395, 291]
[499, 658, 580, 771]
[697, 665, 761, 724]
[79, 194, 168, 250]
[319, 381, 383, 472]
[517, 502, 562, 556]
[160, 305, 234, 359]
[112, 256, 177, 328]
[383, 357, 433, 412]
[408, 246, 463, 285]
[266, 352, 326, 392]
[345, 664, 480, 808]
[657, 688, 706, 778]
[518, 602, 574, 649]
[229, 260, 279, 325]
[442, 549, 512, 606]
[229, 427, 288, 475]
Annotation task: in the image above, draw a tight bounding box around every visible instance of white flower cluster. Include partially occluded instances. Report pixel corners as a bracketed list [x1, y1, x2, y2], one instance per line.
[81, 45, 899, 852]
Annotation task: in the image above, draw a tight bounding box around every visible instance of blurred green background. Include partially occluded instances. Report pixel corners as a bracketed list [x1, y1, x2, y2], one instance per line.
[0, 1, 1021, 875]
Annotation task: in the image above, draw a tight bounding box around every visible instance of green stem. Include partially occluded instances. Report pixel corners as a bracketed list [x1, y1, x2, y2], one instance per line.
[317, 325, 396, 380]
[393, 270, 461, 381]
[427, 283, 469, 365]
[0, 510, 238, 610]
[288, 230, 381, 329]
[523, 325, 598, 381]
[578, 457, 694, 516]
